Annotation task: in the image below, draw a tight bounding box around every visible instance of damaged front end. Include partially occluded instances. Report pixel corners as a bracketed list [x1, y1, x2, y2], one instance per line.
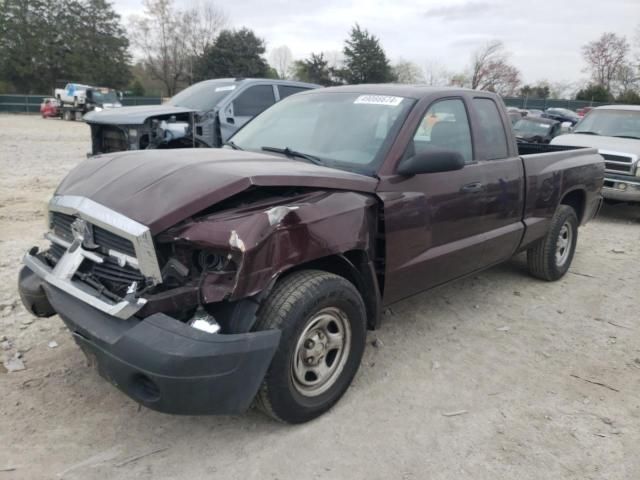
[143, 186, 379, 333]
[89, 113, 197, 155]
[18, 186, 378, 414]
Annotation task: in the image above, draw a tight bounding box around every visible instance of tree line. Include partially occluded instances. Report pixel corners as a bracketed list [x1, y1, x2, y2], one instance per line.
[1, 0, 639, 104]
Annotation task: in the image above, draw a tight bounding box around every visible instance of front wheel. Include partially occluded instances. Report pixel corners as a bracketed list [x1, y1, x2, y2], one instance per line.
[254, 270, 367, 423]
[527, 205, 578, 281]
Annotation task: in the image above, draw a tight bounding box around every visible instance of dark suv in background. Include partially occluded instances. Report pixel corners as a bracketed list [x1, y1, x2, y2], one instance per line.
[83, 78, 320, 155]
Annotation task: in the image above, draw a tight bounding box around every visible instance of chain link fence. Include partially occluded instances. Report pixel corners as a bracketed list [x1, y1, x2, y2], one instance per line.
[502, 97, 610, 111]
[0, 93, 617, 115]
[0, 94, 162, 113]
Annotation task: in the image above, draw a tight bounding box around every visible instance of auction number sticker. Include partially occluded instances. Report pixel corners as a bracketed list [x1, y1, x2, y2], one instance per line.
[215, 85, 236, 92]
[354, 95, 404, 106]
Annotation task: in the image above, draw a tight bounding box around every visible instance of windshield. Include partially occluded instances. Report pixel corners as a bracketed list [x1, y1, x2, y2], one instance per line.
[230, 92, 414, 174]
[513, 118, 553, 136]
[91, 89, 118, 104]
[574, 109, 640, 138]
[168, 80, 236, 110]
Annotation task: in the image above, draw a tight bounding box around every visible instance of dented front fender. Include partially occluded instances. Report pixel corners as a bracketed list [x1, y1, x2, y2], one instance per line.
[165, 190, 378, 303]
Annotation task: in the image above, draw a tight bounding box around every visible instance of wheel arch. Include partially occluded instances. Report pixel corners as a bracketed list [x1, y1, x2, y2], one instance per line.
[560, 188, 586, 224]
[278, 251, 382, 330]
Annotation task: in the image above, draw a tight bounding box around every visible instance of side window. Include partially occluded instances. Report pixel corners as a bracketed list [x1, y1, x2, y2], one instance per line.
[278, 85, 309, 100]
[233, 85, 276, 117]
[411, 98, 473, 163]
[473, 98, 508, 160]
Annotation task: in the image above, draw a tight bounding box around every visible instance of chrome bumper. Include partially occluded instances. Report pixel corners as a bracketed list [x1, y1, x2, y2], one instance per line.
[23, 250, 146, 319]
[603, 177, 640, 202]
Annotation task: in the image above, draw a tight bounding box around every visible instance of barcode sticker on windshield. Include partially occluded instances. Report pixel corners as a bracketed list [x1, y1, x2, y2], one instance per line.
[354, 95, 403, 106]
[215, 85, 236, 92]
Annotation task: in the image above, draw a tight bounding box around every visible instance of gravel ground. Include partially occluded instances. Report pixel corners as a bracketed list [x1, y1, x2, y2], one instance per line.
[1, 114, 639, 480]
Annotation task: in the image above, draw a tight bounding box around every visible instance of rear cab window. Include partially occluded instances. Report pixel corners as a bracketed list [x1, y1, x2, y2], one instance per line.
[233, 85, 276, 117]
[473, 98, 509, 160]
[278, 85, 310, 100]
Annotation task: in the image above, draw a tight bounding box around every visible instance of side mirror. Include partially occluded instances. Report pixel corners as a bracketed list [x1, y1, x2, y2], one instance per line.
[397, 147, 465, 176]
[560, 121, 573, 134]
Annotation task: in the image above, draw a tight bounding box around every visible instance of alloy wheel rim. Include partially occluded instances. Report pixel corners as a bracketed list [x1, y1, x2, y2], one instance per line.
[290, 307, 351, 397]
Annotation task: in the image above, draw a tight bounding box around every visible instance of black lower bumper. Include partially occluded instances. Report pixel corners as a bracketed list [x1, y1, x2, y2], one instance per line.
[19, 266, 280, 415]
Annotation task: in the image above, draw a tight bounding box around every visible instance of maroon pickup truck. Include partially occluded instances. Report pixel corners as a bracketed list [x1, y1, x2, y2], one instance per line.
[18, 85, 604, 423]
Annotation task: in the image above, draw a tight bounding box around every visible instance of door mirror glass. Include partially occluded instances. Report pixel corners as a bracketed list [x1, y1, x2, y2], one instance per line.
[398, 147, 465, 176]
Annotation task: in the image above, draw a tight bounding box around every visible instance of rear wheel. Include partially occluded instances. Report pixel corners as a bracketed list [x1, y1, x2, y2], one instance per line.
[527, 205, 578, 281]
[254, 270, 367, 423]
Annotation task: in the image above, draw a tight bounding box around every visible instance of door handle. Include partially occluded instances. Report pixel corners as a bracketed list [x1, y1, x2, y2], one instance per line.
[460, 182, 484, 193]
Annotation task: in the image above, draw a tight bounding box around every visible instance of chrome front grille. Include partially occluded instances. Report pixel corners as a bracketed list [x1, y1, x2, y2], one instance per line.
[601, 151, 636, 176]
[24, 196, 161, 319]
[48, 211, 145, 298]
[51, 212, 136, 256]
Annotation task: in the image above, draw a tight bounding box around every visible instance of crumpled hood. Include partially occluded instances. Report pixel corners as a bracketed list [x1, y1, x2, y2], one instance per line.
[83, 104, 197, 125]
[55, 149, 378, 234]
[552, 134, 640, 156]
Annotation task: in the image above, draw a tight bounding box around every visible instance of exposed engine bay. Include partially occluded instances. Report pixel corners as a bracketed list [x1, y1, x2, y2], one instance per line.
[88, 111, 219, 155]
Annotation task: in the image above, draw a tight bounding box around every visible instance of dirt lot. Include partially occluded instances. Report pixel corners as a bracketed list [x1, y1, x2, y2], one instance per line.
[0, 114, 639, 480]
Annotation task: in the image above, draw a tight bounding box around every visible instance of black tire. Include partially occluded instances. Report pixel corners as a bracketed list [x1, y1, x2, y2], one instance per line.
[527, 205, 578, 281]
[254, 270, 367, 423]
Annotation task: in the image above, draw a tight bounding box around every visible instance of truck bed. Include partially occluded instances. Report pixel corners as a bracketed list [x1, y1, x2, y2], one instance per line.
[517, 141, 588, 156]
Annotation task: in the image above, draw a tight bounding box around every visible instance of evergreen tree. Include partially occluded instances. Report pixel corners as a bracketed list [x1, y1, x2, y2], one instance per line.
[575, 84, 612, 102]
[194, 28, 269, 80]
[339, 24, 394, 84]
[0, 0, 131, 93]
[292, 53, 336, 86]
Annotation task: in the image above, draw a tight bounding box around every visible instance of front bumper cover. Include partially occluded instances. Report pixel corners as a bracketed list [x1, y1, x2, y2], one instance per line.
[18, 265, 280, 415]
[603, 175, 640, 202]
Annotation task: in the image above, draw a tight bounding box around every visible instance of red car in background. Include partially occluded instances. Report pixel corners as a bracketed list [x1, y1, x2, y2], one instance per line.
[40, 97, 60, 118]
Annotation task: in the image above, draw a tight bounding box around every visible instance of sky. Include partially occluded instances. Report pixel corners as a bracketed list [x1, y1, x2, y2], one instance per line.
[112, 0, 639, 86]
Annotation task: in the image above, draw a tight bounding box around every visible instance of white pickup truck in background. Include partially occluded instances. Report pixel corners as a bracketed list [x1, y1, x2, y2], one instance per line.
[54, 83, 91, 106]
[552, 105, 640, 203]
[53, 83, 122, 120]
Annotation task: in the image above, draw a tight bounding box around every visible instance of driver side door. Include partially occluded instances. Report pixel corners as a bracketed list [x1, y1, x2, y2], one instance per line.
[378, 97, 494, 304]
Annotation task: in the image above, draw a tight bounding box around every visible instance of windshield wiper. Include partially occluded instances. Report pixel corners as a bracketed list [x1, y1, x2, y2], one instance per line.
[612, 135, 640, 140]
[573, 131, 600, 135]
[261, 146, 323, 165]
[225, 140, 243, 150]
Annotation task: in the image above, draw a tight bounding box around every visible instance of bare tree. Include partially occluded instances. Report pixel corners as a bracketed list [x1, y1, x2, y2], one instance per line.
[183, 0, 227, 58]
[616, 64, 639, 94]
[183, 1, 227, 83]
[128, 0, 189, 96]
[392, 59, 425, 83]
[582, 32, 630, 92]
[322, 50, 344, 70]
[423, 59, 451, 86]
[269, 45, 293, 79]
[469, 40, 521, 95]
